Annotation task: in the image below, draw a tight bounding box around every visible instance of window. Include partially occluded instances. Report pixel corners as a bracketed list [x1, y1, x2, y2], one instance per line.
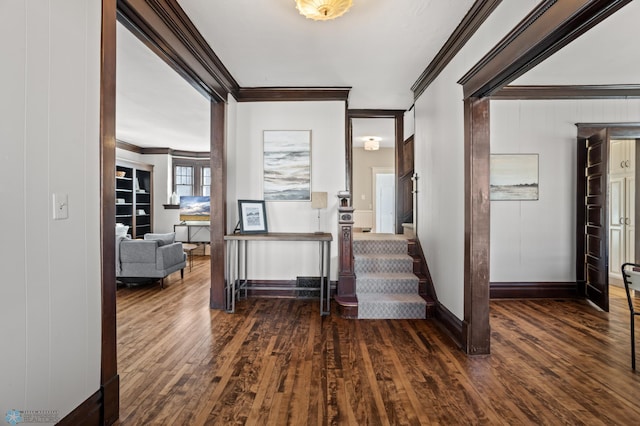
[173, 158, 210, 198]
[201, 166, 211, 196]
[175, 165, 193, 197]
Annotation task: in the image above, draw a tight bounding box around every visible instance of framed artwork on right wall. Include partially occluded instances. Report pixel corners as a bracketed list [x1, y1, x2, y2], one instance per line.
[490, 154, 539, 201]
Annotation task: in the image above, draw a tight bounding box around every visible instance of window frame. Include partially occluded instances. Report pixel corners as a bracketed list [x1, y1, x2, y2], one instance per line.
[172, 157, 211, 198]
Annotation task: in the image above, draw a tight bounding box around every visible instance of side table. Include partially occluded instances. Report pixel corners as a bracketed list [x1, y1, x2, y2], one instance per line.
[182, 243, 198, 272]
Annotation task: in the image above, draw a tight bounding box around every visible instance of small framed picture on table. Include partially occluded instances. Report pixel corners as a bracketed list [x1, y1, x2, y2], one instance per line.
[238, 200, 268, 234]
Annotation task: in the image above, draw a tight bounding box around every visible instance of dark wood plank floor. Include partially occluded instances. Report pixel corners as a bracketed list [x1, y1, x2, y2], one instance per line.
[115, 257, 640, 425]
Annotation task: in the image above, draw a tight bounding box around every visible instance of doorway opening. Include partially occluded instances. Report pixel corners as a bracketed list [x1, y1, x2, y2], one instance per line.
[608, 138, 636, 288]
[346, 110, 407, 235]
[351, 118, 396, 233]
[577, 124, 640, 312]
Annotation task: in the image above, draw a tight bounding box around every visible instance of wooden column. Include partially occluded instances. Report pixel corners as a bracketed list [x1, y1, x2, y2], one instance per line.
[101, 0, 119, 423]
[210, 101, 226, 309]
[462, 97, 491, 355]
[337, 204, 355, 296]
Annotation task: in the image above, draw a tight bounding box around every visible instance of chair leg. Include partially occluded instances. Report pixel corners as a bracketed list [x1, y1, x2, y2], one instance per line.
[181, 268, 184, 279]
[161, 277, 164, 289]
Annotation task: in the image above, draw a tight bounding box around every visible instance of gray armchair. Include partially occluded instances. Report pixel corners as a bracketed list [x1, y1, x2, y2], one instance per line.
[116, 232, 187, 289]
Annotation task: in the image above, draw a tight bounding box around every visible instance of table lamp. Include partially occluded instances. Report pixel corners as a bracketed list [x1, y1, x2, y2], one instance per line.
[311, 192, 328, 233]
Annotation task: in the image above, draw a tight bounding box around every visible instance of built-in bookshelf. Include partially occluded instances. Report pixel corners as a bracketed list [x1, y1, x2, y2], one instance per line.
[116, 159, 153, 238]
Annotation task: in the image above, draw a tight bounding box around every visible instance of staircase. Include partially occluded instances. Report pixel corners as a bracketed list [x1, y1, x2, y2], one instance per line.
[354, 234, 429, 319]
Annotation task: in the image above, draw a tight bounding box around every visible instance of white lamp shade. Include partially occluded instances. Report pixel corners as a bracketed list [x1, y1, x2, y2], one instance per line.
[311, 192, 328, 209]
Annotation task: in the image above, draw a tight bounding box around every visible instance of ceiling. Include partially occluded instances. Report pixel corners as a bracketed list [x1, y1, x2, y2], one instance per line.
[116, 1, 640, 152]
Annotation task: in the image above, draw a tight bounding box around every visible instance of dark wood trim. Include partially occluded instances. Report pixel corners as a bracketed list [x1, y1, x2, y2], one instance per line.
[57, 389, 102, 426]
[462, 97, 491, 355]
[459, 0, 633, 98]
[116, 140, 210, 158]
[490, 282, 579, 299]
[411, 238, 437, 303]
[345, 103, 352, 195]
[210, 101, 226, 309]
[348, 109, 405, 119]
[435, 302, 464, 350]
[337, 212, 356, 296]
[492, 84, 640, 100]
[577, 123, 640, 138]
[394, 113, 405, 234]
[165, 149, 210, 158]
[236, 87, 350, 102]
[115, 139, 142, 153]
[576, 134, 587, 295]
[117, 0, 239, 101]
[101, 0, 119, 424]
[411, 0, 502, 99]
[335, 295, 358, 319]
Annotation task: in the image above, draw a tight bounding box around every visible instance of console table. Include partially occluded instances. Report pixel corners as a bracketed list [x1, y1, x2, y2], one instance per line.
[224, 232, 332, 315]
[174, 222, 210, 243]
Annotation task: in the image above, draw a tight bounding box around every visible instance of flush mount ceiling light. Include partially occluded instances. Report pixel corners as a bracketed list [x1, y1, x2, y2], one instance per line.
[295, 0, 353, 21]
[363, 136, 380, 151]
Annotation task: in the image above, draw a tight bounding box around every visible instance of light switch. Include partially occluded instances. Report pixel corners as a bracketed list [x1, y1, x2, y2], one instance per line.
[53, 193, 68, 220]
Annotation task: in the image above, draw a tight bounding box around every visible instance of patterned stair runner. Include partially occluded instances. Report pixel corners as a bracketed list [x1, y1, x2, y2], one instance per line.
[354, 236, 427, 319]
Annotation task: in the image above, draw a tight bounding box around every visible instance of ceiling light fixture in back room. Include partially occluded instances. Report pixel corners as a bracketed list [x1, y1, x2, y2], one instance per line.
[295, 0, 353, 21]
[363, 137, 380, 151]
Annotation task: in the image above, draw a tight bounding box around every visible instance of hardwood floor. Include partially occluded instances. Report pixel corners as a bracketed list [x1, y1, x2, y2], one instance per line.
[116, 257, 640, 425]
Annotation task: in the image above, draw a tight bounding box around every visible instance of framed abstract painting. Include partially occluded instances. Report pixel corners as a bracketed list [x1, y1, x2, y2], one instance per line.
[263, 130, 311, 201]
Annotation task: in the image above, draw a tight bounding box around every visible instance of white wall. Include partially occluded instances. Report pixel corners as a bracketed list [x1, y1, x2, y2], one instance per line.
[0, 0, 101, 422]
[413, 0, 539, 319]
[352, 147, 395, 211]
[234, 101, 345, 280]
[490, 99, 640, 282]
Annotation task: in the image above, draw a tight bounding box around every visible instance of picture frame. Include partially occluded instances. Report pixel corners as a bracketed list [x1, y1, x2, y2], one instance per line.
[238, 200, 268, 234]
[263, 130, 311, 201]
[490, 154, 539, 201]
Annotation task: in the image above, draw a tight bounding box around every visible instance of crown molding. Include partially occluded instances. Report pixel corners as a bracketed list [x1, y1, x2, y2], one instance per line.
[411, 0, 502, 100]
[116, 140, 209, 158]
[458, 0, 632, 98]
[492, 84, 640, 100]
[347, 109, 405, 119]
[236, 87, 351, 102]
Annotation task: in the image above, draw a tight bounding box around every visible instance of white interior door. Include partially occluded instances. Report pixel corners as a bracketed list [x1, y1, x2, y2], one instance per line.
[375, 173, 395, 233]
